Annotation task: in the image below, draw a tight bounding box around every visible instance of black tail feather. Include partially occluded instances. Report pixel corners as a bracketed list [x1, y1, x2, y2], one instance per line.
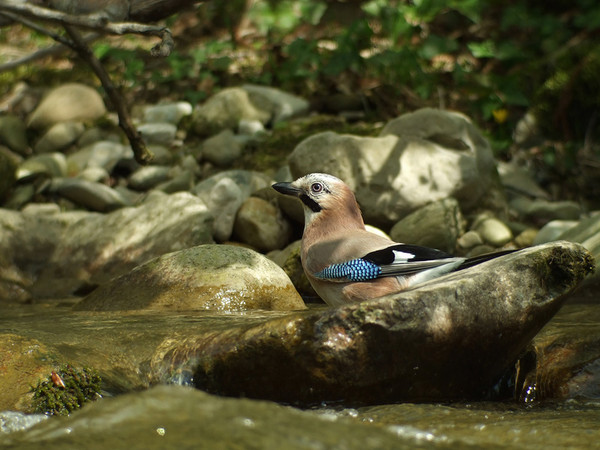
[457, 249, 518, 271]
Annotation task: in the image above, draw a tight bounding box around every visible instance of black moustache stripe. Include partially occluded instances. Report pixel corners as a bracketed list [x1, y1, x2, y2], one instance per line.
[300, 194, 322, 212]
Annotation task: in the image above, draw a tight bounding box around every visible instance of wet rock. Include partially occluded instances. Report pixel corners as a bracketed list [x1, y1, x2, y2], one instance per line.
[143, 101, 192, 124]
[289, 108, 505, 227]
[137, 122, 177, 146]
[233, 197, 293, 252]
[193, 170, 272, 242]
[0, 114, 29, 155]
[0, 334, 55, 412]
[34, 121, 85, 153]
[128, 165, 172, 191]
[0, 191, 213, 298]
[16, 152, 67, 181]
[515, 304, 600, 402]
[160, 241, 591, 405]
[0, 385, 410, 449]
[472, 215, 513, 247]
[76, 244, 305, 312]
[67, 141, 133, 174]
[242, 84, 310, 124]
[48, 178, 130, 212]
[389, 198, 464, 253]
[191, 87, 270, 136]
[27, 83, 106, 130]
[201, 129, 243, 166]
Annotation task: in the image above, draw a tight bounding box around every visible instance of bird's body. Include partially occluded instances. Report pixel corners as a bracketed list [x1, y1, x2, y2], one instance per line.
[273, 173, 512, 307]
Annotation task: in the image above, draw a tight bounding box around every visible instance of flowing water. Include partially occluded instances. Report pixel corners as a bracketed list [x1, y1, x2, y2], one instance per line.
[1, 300, 599, 449]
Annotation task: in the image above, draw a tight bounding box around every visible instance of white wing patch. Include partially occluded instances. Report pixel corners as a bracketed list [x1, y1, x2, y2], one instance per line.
[392, 250, 416, 263]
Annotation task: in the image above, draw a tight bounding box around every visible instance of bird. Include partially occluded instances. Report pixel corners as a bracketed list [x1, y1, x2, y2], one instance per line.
[272, 173, 514, 307]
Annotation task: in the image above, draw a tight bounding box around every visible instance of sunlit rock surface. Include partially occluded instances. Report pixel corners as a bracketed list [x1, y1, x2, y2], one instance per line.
[75, 245, 306, 312]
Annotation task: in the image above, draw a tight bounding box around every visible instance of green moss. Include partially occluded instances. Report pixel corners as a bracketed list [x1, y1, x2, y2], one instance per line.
[31, 364, 102, 416]
[235, 115, 384, 172]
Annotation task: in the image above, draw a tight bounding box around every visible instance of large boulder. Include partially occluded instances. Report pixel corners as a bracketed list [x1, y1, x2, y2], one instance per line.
[180, 241, 591, 404]
[289, 108, 506, 227]
[75, 245, 306, 312]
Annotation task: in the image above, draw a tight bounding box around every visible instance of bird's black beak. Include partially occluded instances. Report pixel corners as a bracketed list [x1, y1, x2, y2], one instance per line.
[272, 181, 301, 197]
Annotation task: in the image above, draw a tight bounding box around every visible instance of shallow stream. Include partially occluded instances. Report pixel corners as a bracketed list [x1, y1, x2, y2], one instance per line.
[1, 299, 599, 449]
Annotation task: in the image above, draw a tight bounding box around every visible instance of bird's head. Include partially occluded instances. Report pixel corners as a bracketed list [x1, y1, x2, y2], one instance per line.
[272, 173, 364, 228]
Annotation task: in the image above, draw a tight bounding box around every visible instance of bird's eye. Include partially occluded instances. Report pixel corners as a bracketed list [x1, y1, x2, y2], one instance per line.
[311, 182, 323, 193]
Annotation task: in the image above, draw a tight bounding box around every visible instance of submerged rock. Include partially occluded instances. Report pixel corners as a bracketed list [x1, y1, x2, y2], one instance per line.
[75, 245, 306, 312]
[0, 386, 409, 449]
[161, 241, 591, 405]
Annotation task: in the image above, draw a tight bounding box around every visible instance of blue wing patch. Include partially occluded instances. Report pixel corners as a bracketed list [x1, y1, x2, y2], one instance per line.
[314, 259, 382, 282]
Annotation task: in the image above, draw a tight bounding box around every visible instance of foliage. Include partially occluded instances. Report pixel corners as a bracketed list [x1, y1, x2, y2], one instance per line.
[31, 364, 102, 416]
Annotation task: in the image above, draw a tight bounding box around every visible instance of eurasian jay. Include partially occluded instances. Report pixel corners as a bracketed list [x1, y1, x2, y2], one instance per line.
[273, 173, 513, 307]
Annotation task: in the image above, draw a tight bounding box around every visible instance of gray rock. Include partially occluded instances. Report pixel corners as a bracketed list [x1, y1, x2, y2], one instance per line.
[67, 141, 133, 174]
[496, 161, 549, 199]
[143, 101, 192, 124]
[49, 178, 130, 212]
[389, 198, 464, 253]
[289, 108, 504, 227]
[0, 114, 29, 155]
[77, 126, 122, 147]
[201, 128, 243, 166]
[268, 239, 317, 298]
[238, 119, 265, 136]
[156, 169, 194, 194]
[510, 197, 582, 223]
[17, 152, 67, 180]
[534, 220, 579, 245]
[76, 244, 305, 312]
[555, 213, 600, 285]
[233, 196, 293, 252]
[473, 216, 513, 247]
[457, 230, 484, 250]
[146, 144, 174, 165]
[76, 166, 110, 183]
[514, 110, 542, 147]
[193, 170, 272, 242]
[27, 83, 106, 130]
[192, 87, 270, 136]
[242, 84, 310, 124]
[137, 122, 177, 146]
[0, 150, 16, 202]
[128, 165, 172, 191]
[187, 241, 593, 404]
[18, 191, 214, 297]
[34, 121, 85, 153]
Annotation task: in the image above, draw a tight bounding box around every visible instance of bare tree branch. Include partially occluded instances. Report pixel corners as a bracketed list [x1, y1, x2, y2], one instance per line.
[0, 32, 99, 73]
[0, 0, 174, 56]
[63, 25, 154, 164]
